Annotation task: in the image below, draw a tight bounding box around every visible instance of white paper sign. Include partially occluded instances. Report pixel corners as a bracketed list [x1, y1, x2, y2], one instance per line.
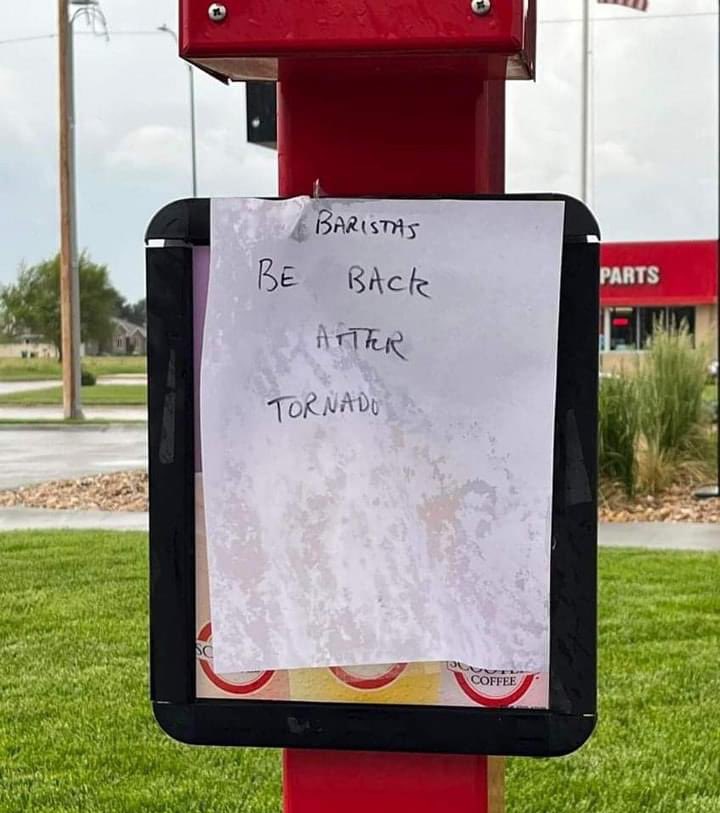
[201, 197, 564, 675]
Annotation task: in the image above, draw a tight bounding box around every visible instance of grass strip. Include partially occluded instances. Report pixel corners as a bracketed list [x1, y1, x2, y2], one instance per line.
[0, 356, 146, 381]
[0, 384, 146, 406]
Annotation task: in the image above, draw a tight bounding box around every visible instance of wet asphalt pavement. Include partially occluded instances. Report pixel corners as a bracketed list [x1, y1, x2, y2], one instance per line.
[0, 425, 147, 489]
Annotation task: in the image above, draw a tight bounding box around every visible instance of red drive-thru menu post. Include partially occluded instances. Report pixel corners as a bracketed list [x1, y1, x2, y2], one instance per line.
[178, 3, 538, 810]
[277, 67, 507, 813]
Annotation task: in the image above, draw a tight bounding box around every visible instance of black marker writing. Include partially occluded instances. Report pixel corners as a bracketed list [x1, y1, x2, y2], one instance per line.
[267, 391, 380, 423]
[257, 257, 299, 292]
[315, 208, 419, 240]
[316, 325, 407, 361]
[348, 265, 431, 298]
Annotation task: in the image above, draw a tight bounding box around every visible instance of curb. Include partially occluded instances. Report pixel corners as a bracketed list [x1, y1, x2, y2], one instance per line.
[0, 422, 146, 431]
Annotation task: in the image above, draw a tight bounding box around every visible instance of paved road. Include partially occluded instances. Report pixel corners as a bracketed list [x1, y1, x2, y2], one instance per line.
[0, 425, 147, 489]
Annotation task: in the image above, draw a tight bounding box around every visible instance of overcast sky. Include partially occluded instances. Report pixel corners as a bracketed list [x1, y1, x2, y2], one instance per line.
[0, 0, 717, 301]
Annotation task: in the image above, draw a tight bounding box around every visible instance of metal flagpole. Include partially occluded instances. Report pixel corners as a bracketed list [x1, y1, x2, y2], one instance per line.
[581, 0, 591, 204]
[158, 24, 198, 197]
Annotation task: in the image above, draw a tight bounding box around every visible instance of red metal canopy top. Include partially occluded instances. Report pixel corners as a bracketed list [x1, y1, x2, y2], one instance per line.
[180, 0, 535, 82]
[600, 240, 718, 307]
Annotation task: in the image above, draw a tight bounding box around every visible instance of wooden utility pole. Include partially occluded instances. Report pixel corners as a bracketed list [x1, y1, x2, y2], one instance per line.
[58, 0, 83, 419]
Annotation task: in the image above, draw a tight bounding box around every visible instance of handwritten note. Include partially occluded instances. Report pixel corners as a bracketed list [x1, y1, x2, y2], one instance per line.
[201, 197, 564, 675]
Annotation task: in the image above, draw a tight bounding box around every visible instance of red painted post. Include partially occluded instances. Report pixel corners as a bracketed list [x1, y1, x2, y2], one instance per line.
[278, 72, 504, 197]
[284, 750, 503, 813]
[278, 68, 507, 813]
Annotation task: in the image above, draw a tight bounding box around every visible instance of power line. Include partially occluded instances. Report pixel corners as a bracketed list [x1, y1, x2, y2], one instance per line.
[93, 29, 163, 35]
[0, 29, 167, 46]
[0, 33, 56, 45]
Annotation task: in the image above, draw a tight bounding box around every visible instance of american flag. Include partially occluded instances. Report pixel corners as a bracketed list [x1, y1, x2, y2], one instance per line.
[598, 0, 649, 10]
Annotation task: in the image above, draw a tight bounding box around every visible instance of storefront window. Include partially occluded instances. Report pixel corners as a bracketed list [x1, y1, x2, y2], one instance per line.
[639, 307, 665, 349]
[668, 307, 695, 344]
[610, 307, 636, 350]
[639, 307, 695, 348]
[601, 306, 698, 352]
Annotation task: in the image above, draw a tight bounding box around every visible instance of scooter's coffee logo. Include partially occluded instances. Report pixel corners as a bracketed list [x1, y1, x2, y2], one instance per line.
[447, 662, 535, 707]
[329, 663, 407, 690]
[196, 623, 275, 695]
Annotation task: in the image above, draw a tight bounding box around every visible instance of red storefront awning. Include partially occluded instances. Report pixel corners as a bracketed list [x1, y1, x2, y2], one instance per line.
[600, 240, 718, 307]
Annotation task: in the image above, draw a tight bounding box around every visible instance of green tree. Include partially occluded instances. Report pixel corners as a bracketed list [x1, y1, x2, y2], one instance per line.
[114, 295, 146, 326]
[129, 297, 146, 326]
[0, 253, 120, 357]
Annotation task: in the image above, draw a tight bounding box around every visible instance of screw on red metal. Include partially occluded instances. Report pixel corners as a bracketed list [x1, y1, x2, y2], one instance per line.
[207, 3, 227, 22]
[470, 0, 492, 15]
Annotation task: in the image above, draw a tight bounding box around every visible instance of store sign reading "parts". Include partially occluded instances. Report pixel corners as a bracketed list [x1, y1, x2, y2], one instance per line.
[600, 265, 660, 286]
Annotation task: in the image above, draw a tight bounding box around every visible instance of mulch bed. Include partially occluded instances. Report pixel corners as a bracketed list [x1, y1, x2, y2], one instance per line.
[599, 481, 719, 523]
[0, 470, 717, 522]
[0, 471, 148, 512]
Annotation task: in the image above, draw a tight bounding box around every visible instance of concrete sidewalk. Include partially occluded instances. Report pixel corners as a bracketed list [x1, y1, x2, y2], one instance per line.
[0, 380, 59, 396]
[599, 521, 719, 552]
[0, 406, 146, 421]
[0, 511, 716, 549]
[0, 507, 147, 532]
[97, 374, 147, 386]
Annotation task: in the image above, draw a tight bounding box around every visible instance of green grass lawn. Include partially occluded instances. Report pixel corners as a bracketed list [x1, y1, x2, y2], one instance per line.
[0, 531, 279, 813]
[0, 384, 146, 406]
[0, 356, 146, 381]
[1, 533, 719, 812]
[507, 549, 720, 812]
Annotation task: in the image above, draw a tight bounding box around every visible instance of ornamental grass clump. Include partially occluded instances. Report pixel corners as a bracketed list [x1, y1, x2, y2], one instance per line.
[599, 373, 640, 497]
[638, 322, 707, 458]
[599, 324, 712, 498]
